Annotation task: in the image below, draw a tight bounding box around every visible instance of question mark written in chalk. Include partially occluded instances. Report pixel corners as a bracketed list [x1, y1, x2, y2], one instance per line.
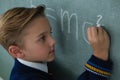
[96, 15, 103, 27]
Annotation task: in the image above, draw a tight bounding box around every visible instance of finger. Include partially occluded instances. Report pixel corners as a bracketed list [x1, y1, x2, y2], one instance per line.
[98, 27, 104, 41]
[103, 29, 109, 41]
[98, 27, 103, 36]
[91, 27, 98, 41]
[87, 27, 92, 41]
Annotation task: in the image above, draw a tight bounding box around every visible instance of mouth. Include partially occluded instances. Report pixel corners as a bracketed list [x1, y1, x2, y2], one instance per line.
[49, 49, 55, 54]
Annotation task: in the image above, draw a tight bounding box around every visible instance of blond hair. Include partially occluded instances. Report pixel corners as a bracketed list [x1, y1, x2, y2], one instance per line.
[0, 5, 45, 50]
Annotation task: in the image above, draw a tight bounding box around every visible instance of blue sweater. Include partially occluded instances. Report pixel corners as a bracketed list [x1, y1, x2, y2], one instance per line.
[10, 55, 112, 80]
[78, 55, 112, 80]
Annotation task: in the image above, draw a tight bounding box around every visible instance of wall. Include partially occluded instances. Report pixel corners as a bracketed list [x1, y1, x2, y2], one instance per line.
[0, 0, 120, 80]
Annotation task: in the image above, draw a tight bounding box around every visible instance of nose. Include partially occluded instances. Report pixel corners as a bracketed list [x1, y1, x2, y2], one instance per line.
[50, 36, 56, 46]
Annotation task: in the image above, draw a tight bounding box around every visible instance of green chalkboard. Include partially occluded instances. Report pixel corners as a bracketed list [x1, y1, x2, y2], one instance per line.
[0, 0, 120, 80]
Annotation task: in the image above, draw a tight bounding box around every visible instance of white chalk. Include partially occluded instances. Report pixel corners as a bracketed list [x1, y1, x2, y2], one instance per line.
[97, 24, 101, 27]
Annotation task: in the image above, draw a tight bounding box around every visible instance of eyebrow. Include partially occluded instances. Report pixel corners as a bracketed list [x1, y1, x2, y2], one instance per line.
[37, 27, 52, 38]
[37, 31, 47, 38]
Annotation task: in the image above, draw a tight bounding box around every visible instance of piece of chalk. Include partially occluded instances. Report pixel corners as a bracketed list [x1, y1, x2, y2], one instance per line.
[97, 24, 101, 27]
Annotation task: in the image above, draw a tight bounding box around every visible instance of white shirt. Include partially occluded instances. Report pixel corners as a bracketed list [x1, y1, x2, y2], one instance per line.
[17, 58, 48, 73]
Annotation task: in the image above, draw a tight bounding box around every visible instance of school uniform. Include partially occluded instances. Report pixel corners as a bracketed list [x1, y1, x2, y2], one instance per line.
[10, 59, 54, 80]
[10, 55, 112, 80]
[78, 55, 112, 80]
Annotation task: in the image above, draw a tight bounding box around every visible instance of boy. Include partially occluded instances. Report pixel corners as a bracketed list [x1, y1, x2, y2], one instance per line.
[0, 5, 112, 80]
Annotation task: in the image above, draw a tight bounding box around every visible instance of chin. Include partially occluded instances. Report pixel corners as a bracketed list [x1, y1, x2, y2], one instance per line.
[47, 56, 55, 62]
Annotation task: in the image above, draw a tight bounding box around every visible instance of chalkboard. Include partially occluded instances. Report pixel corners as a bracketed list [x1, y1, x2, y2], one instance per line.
[0, 0, 120, 80]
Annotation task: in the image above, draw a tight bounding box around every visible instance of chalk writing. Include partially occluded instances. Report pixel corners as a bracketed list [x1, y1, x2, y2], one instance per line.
[82, 22, 93, 44]
[96, 15, 103, 27]
[61, 9, 79, 40]
[28, 2, 103, 44]
[46, 8, 56, 21]
[30, 0, 36, 8]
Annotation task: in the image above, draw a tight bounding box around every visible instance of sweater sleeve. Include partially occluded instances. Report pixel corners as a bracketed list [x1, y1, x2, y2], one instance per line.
[77, 55, 113, 80]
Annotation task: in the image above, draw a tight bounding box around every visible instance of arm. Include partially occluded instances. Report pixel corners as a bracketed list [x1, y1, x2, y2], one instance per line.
[78, 27, 112, 80]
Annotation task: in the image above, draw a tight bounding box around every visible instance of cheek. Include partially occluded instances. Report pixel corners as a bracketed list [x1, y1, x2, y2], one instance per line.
[24, 40, 50, 54]
[38, 45, 50, 54]
[25, 45, 50, 57]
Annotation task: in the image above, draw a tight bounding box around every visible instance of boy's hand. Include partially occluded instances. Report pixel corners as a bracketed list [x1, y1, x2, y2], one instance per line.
[87, 27, 110, 61]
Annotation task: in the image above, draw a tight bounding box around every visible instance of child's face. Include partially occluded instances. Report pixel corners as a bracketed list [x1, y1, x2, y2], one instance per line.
[20, 17, 56, 62]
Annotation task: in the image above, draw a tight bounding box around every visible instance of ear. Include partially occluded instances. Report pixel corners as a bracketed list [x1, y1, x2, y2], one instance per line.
[8, 45, 25, 58]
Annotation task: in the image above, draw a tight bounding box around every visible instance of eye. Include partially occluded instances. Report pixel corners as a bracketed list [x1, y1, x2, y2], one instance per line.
[50, 31, 53, 34]
[39, 35, 46, 42]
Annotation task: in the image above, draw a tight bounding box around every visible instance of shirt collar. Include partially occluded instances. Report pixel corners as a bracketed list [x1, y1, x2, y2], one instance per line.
[17, 58, 48, 73]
